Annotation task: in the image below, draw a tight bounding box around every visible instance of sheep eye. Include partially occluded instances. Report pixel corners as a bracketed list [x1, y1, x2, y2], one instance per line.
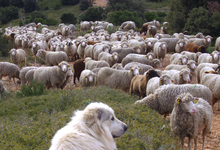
[111, 117, 114, 121]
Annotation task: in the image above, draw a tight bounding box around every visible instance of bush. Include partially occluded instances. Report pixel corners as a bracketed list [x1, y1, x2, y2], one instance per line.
[33, 18, 44, 24]
[30, 10, 47, 22]
[0, 6, 19, 24]
[0, 33, 14, 57]
[61, 0, 80, 5]
[60, 13, 77, 24]
[23, 0, 39, 13]
[54, 3, 62, 10]
[107, 10, 144, 28]
[144, 12, 157, 22]
[80, 0, 92, 11]
[16, 80, 46, 97]
[43, 18, 59, 26]
[79, 7, 107, 22]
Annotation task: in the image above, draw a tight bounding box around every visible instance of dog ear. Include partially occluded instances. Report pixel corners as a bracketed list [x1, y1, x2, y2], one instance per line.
[83, 108, 97, 127]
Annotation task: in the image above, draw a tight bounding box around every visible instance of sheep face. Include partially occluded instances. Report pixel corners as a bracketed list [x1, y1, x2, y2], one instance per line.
[180, 71, 191, 83]
[81, 41, 87, 47]
[66, 67, 74, 77]
[66, 41, 73, 46]
[211, 51, 220, 62]
[175, 94, 197, 115]
[9, 49, 16, 57]
[188, 62, 197, 70]
[160, 75, 172, 85]
[134, 46, 141, 54]
[180, 56, 188, 65]
[130, 66, 140, 76]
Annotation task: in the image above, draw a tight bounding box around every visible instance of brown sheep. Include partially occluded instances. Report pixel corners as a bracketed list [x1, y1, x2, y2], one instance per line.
[185, 43, 207, 53]
[87, 41, 100, 45]
[140, 24, 148, 35]
[73, 59, 85, 84]
[129, 69, 160, 98]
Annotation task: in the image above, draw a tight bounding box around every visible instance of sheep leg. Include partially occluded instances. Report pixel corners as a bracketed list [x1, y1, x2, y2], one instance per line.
[202, 132, 206, 150]
[194, 137, 197, 150]
[188, 136, 192, 150]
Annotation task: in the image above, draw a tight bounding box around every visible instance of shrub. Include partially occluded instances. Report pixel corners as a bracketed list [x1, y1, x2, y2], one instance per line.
[79, 7, 107, 22]
[43, 18, 59, 26]
[144, 12, 157, 22]
[107, 10, 143, 28]
[0, 33, 14, 57]
[16, 80, 46, 97]
[60, 13, 77, 24]
[80, 0, 92, 11]
[33, 18, 44, 24]
[61, 0, 80, 5]
[23, 0, 39, 13]
[0, 6, 19, 24]
[54, 3, 62, 10]
[30, 10, 47, 22]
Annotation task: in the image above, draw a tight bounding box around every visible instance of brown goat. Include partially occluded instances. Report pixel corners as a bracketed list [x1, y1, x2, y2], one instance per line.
[140, 24, 149, 35]
[185, 43, 207, 53]
[73, 59, 85, 84]
[129, 69, 160, 98]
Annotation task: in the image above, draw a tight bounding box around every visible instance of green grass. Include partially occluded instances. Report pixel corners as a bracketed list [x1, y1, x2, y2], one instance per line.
[0, 86, 180, 149]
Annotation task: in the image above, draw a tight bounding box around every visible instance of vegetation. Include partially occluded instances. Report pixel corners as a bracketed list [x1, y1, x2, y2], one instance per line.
[0, 86, 180, 149]
[60, 13, 77, 24]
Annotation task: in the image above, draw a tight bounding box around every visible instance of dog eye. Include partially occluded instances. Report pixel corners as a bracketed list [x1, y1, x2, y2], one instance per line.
[111, 117, 114, 121]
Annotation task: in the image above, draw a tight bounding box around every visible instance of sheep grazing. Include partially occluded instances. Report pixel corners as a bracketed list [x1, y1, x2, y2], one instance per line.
[147, 25, 157, 37]
[60, 66, 74, 89]
[110, 47, 138, 63]
[121, 53, 162, 68]
[198, 50, 220, 64]
[185, 43, 207, 53]
[98, 52, 119, 67]
[33, 61, 71, 89]
[9, 48, 26, 67]
[129, 69, 160, 98]
[196, 63, 219, 83]
[146, 74, 173, 96]
[72, 59, 85, 84]
[85, 57, 110, 70]
[140, 24, 148, 35]
[153, 42, 167, 66]
[170, 93, 213, 150]
[135, 84, 212, 117]
[19, 66, 38, 85]
[36, 49, 68, 66]
[97, 66, 140, 91]
[170, 53, 188, 65]
[124, 62, 153, 75]
[0, 62, 20, 83]
[79, 69, 97, 87]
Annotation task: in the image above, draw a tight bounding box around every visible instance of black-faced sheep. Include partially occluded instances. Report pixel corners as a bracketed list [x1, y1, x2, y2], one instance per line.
[129, 69, 160, 98]
[170, 93, 213, 150]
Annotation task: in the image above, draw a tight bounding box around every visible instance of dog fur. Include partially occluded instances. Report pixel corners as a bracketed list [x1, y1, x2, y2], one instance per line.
[49, 102, 128, 150]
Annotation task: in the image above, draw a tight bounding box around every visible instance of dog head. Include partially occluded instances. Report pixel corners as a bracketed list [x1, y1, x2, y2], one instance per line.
[82, 102, 128, 139]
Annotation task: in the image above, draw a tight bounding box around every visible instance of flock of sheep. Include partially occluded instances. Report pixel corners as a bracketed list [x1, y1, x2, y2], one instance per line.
[1, 19, 220, 149]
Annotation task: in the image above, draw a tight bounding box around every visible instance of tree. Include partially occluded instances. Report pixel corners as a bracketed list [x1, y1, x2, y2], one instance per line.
[79, 7, 106, 22]
[61, 0, 80, 5]
[0, 6, 19, 24]
[184, 7, 212, 35]
[23, 0, 39, 13]
[80, 0, 92, 11]
[60, 13, 77, 24]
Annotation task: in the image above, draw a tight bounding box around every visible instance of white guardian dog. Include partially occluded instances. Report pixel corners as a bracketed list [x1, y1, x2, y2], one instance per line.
[49, 102, 128, 150]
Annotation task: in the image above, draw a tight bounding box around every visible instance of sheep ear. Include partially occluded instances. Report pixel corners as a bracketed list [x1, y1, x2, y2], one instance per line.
[176, 99, 181, 104]
[139, 68, 142, 71]
[159, 79, 162, 84]
[171, 80, 174, 83]
[194, 98, 199, 104]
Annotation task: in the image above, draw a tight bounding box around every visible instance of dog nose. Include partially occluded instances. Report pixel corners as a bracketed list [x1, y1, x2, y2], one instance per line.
[124, 125, 128, 131]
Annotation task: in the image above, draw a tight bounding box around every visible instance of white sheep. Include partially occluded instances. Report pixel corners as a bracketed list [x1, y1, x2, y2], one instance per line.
[0, 62, 20, 83]
[128, 39, 146, 54]
[147, 25, 157, 37]
[170, 93, 213, 150]
[9, 48, 26, 67]
[120, 21, 136, 31]
[145, 38, 159, 52]
[19, 66, 38, 85]
[111, 63, 124, 70]
[196, 63, 219, 83]
[64, 40, 77, 61]
[189, 35, 213, 48]
[170, 53, 188, 65]
[98, 52, 119, 67]
[215, 36, 220, 51]
[124, 62, 153, 75]
[80, 21, 93, 32]
[181, 51, 201, 62]
[135, 84, 212, 117]
[198, 50, 220, 64]
[55, 42, 65, 52]
[153, 41, 167, 66]
[93, 43, 112, 60]
[155, 33, 171, 39]
[79, 69, 97, 87]
[25, 68, 38, 86]
[175, 39, 187, 53]
[33, 61, 71, 89]
[158, 38, 180, 53]
[146, 74, 173, 96]
[36, 49, 68, 66]
[121, 53, 162, 68]
[165, 60, 197, 72]
[77, 40, 88, 59]
[97, 66, 140, 91]
[85, 57, 110, 70]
